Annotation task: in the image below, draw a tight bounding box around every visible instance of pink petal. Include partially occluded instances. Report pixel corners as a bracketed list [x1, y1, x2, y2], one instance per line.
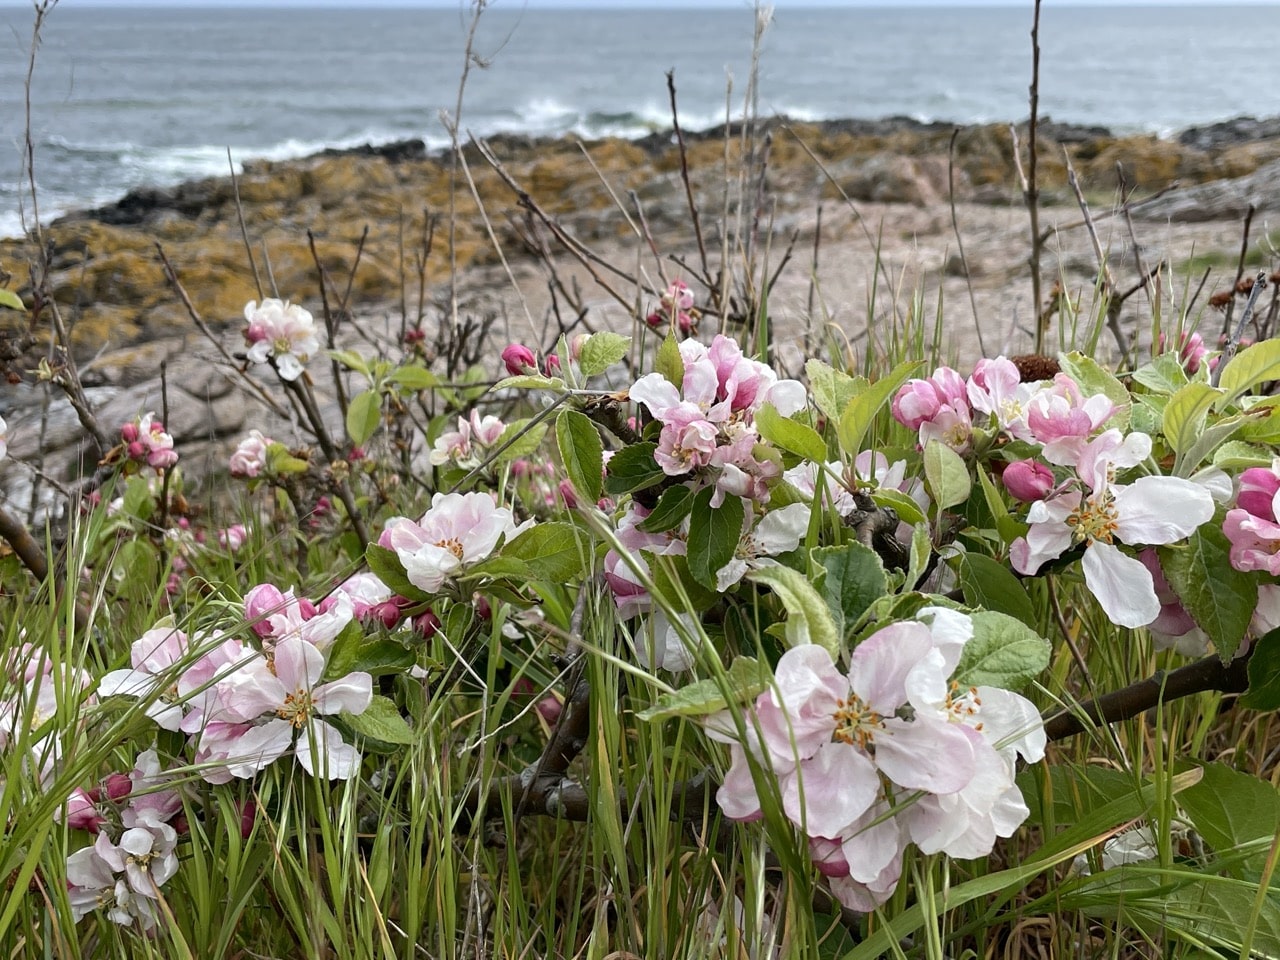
[784, 740, 879, 838]
[1112, 476, 1214, 545]
[873, 716, 976, 794]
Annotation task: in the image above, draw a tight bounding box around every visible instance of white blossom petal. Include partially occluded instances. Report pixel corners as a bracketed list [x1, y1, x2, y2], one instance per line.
[1082, 541, 1161, 628]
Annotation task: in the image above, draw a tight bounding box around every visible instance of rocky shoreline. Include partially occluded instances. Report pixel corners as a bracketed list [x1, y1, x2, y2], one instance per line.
[2, 114, 1280, 505]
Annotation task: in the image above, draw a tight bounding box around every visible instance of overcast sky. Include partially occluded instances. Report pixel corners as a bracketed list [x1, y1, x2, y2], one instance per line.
[0, 0, 1275, 7]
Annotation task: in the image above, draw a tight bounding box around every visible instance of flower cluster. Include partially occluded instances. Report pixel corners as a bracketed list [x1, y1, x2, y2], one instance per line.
[1, 643, 95, 781]
[121, 412, 178, 471]
[429, 408, 507, 469]
[709, 610, 1044, 911]
[99, 588, 373, 784]
[243, 298, 320, 381]
[64, 749, 185, 931]
[229, 429, 274, 478]
[646, 279, 697, 333]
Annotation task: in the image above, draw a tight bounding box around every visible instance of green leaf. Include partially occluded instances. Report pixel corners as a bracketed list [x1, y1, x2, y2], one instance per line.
[637, 483, 696, 534]
[869, 487, 926, 527]
[326, 631, 416, 680]
[746, 563, 840, 656]
[1162, 381, 1221, 455]
[836, 359, 920, 456]
[805, 359, 861, 422]
[1179, 762, 1280, 879]
[648, 551, 720, 612]
[923, 439, 971, 510]
[655, 331, 684, 388]
[491, 418, 549, 463]
[1217, 338, 1280, 406]
[121, 474, 156, 521]
[1059, 352, 1130, 430]
[327, 348, 371, 378]
[1130, 352, 1189, 395]
[814, 543, 887, 640]
[493, 374, 566, 391]
[555, 409, 603, 503]
[344, 696, 415, 746]
[957, 551, 1037, 627]
[266, 442, 309, 475]
[365, 544, 433, 602]
[975, 464, 1026, 546]
[604, 442, 666, 496]
[500, 522, 585, 584]
[637, 657, 770, 721]
[952, 610, 1050, 690]
[386, 364, 440, 391]
[1242, 628, 1280, 711]
[0, 289, 25, 312]
[905, 522, 931, 587]
[576, 332, 631, 378]
[345, 388, 382, 446]
[754, 402, 827, 462]
[1159, 524, 1258, 662]
[687, 487, 744, 591]
[1213, 440, 1276, 471]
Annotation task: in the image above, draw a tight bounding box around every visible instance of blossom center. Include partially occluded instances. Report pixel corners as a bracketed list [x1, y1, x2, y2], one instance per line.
[278, 689, 314, 728]
[831, 695, 884, 750]
[944, 681, 984, 731]
[1067, 494, 1119, 545]
[435, 537, 466, 560]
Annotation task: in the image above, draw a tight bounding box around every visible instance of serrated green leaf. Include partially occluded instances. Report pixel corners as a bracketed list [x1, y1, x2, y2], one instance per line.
[577, 332, 631, 378]
[836, 359, 920, 456]
[501, 522, 585, 584]
[637, 483, 696, 534]
[492, 418, 549, 463]
[365, 544, 434, 602]
[603, 442, 666, 496]
[805, 359, 862, 422]
[1242, 628, 1280, 711]
[957, 551, 1037, 627]
[747, 563, 840, 656]
[1218, 338, 1280, 406]
[923, 439, 971, 510]
[1176, 411, 1252, 476]
[1179, 762, 1280, 879]
[1158, 524, 1258, 662]
[687, 487, 744, 591]
[122, 475, 156, 522]
[555, 409, 603, 503]
[1162, 381, 1221, 455]
[952, 610, 1050, 690]
[344, 695, 415, 746]
[906, 523, 931, 587]
[655, 331, 684, 388]
[1130, 352, 1189, 395]
[754, 402, 826, 462]
[493, 374, 566, 391]
[814, 542, 887, 640]
[637, 657, 769, 721]
[1059, 352, 1130, 430]
[326, 631, 416, 679]
[345, 389, 382, 446]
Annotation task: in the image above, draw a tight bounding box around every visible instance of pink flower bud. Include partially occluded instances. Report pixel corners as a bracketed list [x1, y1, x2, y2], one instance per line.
[413, 609, 440, 640]
[558, 478, 579, 509]
[502, 343, 537, 376]
[569, 334, 589, 362]
[536, 695, 562, 724]
[544, 354, 561, 376]
[239, 799, 257, 839]
[645, 311, 664, 328]
[1002, 459, 1055, 503]
[104, 773, 133, 802]
[244, 583, 287, 637]
[61, 788, 104, 833]
[1238, 465, 1280, 521]
[126, 440, 147, 461]
[120, 422, 140, 443]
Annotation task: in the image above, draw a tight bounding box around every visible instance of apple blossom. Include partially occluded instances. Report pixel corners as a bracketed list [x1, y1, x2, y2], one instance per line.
[502, 343, 537, 376]
[1002, 459, 1056, 503]
[715, 501, 810, 591]
[1011, 430, 1215, 628]
[243, 298, 320, 381]
[229, 429, 272, 478]
[380, 491, 530, 594]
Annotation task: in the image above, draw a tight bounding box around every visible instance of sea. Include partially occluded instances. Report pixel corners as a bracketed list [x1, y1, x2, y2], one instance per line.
[1, 3, 1278, 239]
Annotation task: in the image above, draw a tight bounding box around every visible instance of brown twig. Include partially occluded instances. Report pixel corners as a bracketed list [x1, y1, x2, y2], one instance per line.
[227, 147, 264, 301]
[1222, 204, 1256, 340]
[666, 70, 710, 285]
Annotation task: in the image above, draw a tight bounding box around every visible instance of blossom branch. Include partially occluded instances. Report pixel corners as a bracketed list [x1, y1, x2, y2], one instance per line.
[1042, 650, 1252, 742]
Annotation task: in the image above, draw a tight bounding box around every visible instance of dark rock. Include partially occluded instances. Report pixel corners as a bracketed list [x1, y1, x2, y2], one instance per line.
[1178, 116, 1280, 151]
